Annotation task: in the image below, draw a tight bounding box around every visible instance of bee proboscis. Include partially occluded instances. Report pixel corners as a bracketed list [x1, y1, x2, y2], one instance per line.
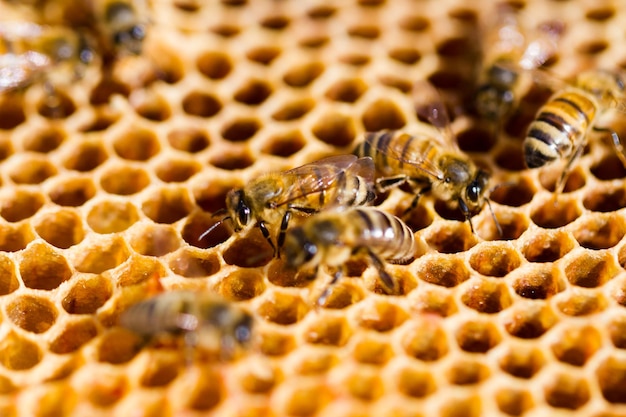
[283, 207, 415, 306]
[119, 290, 254, 358]
[201, 155, 376, 255]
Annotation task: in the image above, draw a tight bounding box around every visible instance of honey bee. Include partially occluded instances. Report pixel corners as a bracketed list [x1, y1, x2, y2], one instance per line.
[0, 21, 94, 92]
[283, 207, 415, 305]
[355, 82, 499, 234]
[524, 69, 626, 193]
[474, 7, 563, 124]
[201, 155, 376, 255]
[119, 290, 254, 357]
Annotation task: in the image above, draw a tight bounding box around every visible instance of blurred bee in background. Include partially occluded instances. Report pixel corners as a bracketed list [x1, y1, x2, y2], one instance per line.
[474, 6, 564, 128]
[119, 290, 254, 359]
[0, 21, 94, 93]
[524, 69, 626, 193]
[283, 207, 415, 306]
[200, 155, 376, 256]
[355, 81, 501, 235]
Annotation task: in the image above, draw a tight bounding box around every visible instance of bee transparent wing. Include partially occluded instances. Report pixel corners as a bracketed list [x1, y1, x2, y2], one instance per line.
[272, 154, 361, 207]
[363, 131, 445, 181]
[412, 80, 458, 151]
[0, 21, 44, 42]
[344, 155, 375, 183]
[519, 20, 564, 70]
[0, 51, 50, 92]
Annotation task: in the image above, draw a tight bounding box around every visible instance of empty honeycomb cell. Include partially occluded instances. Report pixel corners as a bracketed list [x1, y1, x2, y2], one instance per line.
[217, 269, 266, 301]
[23, 126, 65, 153]
[222, 231, 273, 268]
[89, 77, 131, 105]
[282, 61, 325, 87]
[221, 117, 261, 142]
[19, 242, 72, 290]
[7, 155, 57, 184]
[583, 185, 626, 212]
[352, 337, 393, 365]
[297, 34, 329, 48]
[608, 314, 626, 349]
[271, 99, 315, 122]
[245, 45, 281, 65]
[530, 196, 582, 228]
[414, 254, 470, 287]
[293, 349, 338, 375]
[167, 127, 210, 153]
[62, 275, 113, 314]
[538, 165, 586, 193]
[306, 4, 336, 19]
[544, 372, 590, 410]
[427, 70, 466, 90]
[154, 157, 201, 183]
[0, 374, 15, 394]
[138, 353, 182, 387]
[33, 209, 85, 249]
[49, 318, 98, 354]
[591, 153, 626, 180]
[402, 321, 449, 361]
[585, 5, 615, 20]
[361, 98, 406, 132]
[520, 228, 576, 263]
[100, 165, 150, 196]
[388, 47, 422, 65]
[456, 127, 496, 153]
[304, 315, 352, 347]
[115, 394, 169, 417]
[210, 23, 240, 37]
[278, 382, 332, 417]
[345, 369, 384, 402]
[79, 110, 120, 132]
[498, 345, 545, 379]
[325, 78, 368, 103]
[504, 302, 558, 339]
[181, 91, 222, 118]
[0, 331, 42, 370]
[0, 222, 34, 252]
[556, 290, 608, 316]
[196, 51, 233, 80]
[461, 279, 512, 314]
[182, 213, 231, 250]
[36, 91, 76, 119]
[577, 39, 609, 55]
[551, 324, 601, 366]
[113, 127, 160, 161]
[398, 14, 430, 32]
[410, 286, 458, 317]
[260, 13, 290, 30]
[0, 93, 26, 129]
[267, 259, 330, 290]
[76, 366, 128, 407]
[96, 328, 141, 364]
[71, 235, 131, 273]
[355, 300, 408, 332]
[0, 254, 19, 295]
[168, 248, 220, 278]
[111, 254, 167, 287]
[455, 320, 501, 353]
[403, 203, 434, 232]
[446, 359, 490, 385]
[494, 387, 534, 417]
[347, 24, 380, 39]
[311, 112, 356, 147]
[338, 53, 371, 66]
[257, 292, 308, 325]
[397, 364, 436, 398]
[62, 140, 108, 172]
[571, 213, 625, 250]
[511, 264, 564, 299]
[86, 200, 140, 233]
[469, 242, 521, 277]
[236, 359, 280, 394]
[439, 394, 481, 417]
[262, 130, 306, 157]
[6, 294, 57, 334]
[494, 146, 527, 172]
[564, 249, 617, 288]
[258, 329, 295, 356]
[424, 223, 477, 253]
[48, 177, 97, 207]
[130, 90, 172, 121]
[597, 356, 626, 403]
[141, 186, 194, 224]
[128, 223, 181, 257]
[209, 148, 255, 170]
[234, 79, 273, 106]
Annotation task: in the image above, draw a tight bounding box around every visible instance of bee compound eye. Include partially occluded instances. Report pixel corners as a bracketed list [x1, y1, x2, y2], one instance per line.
[131, 25, 146, 41]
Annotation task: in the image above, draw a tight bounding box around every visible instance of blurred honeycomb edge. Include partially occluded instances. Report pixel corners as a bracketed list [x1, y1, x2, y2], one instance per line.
[2, 0, 626, 416]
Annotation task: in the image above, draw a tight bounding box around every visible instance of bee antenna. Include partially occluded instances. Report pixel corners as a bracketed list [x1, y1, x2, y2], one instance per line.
[198, 216, 231, 242]
[486, 198, 503, 237]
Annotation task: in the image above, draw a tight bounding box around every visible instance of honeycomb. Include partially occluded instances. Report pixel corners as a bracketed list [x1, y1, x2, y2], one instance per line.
[1, 0, 626, 415]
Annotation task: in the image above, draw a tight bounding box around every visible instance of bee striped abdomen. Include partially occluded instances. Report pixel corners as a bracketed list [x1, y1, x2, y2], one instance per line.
[354, 208, 414, 263]
[524, 90, 597, 168]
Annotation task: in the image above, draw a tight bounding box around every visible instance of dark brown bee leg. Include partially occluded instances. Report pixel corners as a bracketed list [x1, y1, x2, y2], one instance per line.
[277, 206, 318, 257]
[316, 269, 343, 307]
[594, 126, 626, 168]
[376, 176, 407, 193]
[354, 247, 397, 294]
[403, 183, 431, 217]
[257, 220, 277, 256]
[458, 198, 475, 234]
[554, 143, 585, 196]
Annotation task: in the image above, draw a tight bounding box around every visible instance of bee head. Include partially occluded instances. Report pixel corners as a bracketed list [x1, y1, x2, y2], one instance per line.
[284, 227, 318, 268]
[475, 81, 515, 121]
[464, 169, 490, 212]
[106, 1, 146, 55]
[225, 189, 250, 231]
[233, 313, 254, 347]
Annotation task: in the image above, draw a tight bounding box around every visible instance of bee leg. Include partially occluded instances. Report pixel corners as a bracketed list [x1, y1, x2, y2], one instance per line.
[554, 142, 585, 196]
[276, 210, 292, 258]
[257, 221, 277, 257]
[595, 126, 626, 169]
[376, 176, 407, 193]
[403, 183, 432, 217]
[364, 248, 397, 295]
[317, 269, 343, 307]
[457, 198, 475, 234]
